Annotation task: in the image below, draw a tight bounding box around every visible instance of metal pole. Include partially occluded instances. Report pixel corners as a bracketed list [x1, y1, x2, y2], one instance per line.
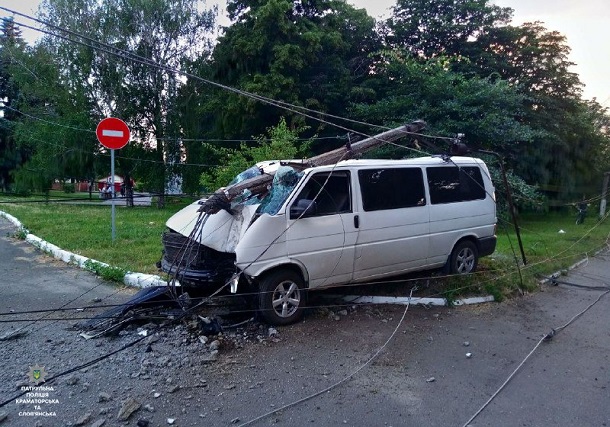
[111, 149, 116, 241]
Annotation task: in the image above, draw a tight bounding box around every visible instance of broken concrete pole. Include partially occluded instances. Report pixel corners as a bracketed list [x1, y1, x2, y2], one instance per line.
[199, 121, 426, 214]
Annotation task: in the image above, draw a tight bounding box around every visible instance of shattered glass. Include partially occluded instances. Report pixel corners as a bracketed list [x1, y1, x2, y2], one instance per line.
[230, 188, 261, 209]
[228, 166, 266, 209]
[229, 165, 262, 186]
[258, 166, 303, 215]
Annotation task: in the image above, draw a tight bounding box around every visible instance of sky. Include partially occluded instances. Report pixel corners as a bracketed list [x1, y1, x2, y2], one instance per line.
[1, 0, 608, 104]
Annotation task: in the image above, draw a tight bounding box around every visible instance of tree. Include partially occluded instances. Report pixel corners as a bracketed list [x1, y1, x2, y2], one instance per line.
[8, 41, 100, 194]
[36, 0, 216, 204]
[200, 117, 312, 191]
[383, 0, 608, 199]
[385, 0, 512, 59]
[457, 22, 597, 194]
[193, 0, 380, 147]
[0, 17, 28, 191]
[461, 22, 582, 99]
[351, 55, 534, 156]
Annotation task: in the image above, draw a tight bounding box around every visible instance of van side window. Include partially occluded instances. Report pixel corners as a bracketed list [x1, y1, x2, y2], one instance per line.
[427, 166, 486, 204]
[358, 168, 426, 211]
[291, 172, 351, 218]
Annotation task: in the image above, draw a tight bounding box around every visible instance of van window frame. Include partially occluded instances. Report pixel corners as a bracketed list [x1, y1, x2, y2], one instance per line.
[289, 170, 352, 219]
[426, 165, 486, 205]
[357, 167, 426, 212]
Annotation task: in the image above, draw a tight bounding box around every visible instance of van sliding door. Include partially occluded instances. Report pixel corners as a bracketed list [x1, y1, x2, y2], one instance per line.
[352, 167, 430, 282]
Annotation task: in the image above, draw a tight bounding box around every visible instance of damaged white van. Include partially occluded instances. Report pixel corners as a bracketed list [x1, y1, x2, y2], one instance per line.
[160, 156, 497, 325]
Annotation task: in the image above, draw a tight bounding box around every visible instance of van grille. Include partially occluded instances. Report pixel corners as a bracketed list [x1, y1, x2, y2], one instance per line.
[162, 229, 235, 269]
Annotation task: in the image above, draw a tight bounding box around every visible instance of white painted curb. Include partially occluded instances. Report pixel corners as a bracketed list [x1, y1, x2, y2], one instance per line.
[537, 244, 609, 286]
[1, 210, 167, 288]
[338, 294, 495, 307]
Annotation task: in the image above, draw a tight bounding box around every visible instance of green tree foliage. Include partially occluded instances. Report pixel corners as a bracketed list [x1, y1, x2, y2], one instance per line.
[380, 0, 609, 200]
[0, 18, 28, 191]
[200, 117, 311, 191]
[462, 22, 582, 99]
[197, 0, 380, 145]
[458, 21, 607, 195]
[386, 0, 512, 58]
[4, 33, 100, 193]
[351, 55, 534, 154]
[33, 0, 215, 202]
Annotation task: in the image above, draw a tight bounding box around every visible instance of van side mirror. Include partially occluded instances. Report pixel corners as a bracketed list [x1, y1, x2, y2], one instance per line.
[290, 199, 317, 218]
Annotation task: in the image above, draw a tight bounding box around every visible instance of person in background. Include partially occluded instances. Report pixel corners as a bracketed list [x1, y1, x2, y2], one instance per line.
[576, 195, 588, 225]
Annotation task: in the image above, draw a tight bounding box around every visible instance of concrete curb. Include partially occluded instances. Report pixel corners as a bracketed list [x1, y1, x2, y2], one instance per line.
[537, 244, 609, 286]
[336, 295, 495, 307]
[1, 210, 166, 288]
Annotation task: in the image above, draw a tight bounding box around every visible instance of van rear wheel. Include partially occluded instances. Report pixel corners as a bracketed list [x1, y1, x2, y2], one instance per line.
[449, 241, 478, 274]
[258, 270, 306, 325]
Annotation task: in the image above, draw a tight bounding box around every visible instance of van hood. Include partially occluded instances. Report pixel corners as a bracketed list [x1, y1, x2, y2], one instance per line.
[165, 164, 302, 253]
[166, 202, 259, 253]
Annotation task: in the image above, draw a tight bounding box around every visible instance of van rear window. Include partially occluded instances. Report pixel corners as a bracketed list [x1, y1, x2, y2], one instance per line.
[358, 168, 425, 211]
[426, 166, 486, 204]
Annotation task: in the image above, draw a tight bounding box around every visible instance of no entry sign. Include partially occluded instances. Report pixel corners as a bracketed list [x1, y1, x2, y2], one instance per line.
[96, 117, 130, 150]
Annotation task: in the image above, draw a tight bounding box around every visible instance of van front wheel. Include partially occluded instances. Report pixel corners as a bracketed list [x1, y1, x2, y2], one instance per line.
[258, 271, 306, 325]
[449, 241, 478, 274]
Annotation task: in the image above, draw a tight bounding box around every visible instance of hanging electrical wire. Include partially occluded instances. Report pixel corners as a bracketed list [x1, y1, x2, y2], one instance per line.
[0, 8, 459, 148]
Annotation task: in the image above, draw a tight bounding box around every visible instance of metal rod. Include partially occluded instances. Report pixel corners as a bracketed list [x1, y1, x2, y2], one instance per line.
[111, 149, 116, 241]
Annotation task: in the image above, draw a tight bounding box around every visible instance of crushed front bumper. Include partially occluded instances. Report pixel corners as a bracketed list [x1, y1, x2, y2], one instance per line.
[159, 229, 236, 288]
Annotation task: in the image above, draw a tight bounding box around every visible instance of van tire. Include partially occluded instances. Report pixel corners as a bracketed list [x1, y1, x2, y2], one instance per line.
[258, 270, 306, 325]
[449, 240, 478, 274]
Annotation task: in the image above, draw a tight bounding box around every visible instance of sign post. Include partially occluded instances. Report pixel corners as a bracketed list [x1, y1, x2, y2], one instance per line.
[96, 118, 130, 241]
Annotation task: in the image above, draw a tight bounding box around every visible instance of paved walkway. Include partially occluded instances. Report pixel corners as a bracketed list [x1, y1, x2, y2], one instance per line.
[100, 192, 152, 206]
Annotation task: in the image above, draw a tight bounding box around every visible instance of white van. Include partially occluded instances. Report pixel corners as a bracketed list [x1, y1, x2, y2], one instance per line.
[161, 156, 496, 325]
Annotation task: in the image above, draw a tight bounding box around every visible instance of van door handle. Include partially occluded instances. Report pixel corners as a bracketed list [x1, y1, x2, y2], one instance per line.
[354, 215, 359, 228]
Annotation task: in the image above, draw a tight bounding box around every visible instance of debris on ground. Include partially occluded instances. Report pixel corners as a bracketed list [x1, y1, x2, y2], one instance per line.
[117, 397, 141, 421]
[0, 329, 28, 341]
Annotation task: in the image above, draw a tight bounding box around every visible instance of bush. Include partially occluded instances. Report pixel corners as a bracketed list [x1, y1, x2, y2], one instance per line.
[62, 182, 76, 193]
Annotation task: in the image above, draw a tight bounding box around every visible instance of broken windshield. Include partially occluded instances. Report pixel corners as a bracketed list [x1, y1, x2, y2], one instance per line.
[228, 165, 262, 186]
[257, 166, 303, 215]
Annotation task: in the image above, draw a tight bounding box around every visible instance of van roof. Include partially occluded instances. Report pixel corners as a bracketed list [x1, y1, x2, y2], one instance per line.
[305, 156, 484, 171]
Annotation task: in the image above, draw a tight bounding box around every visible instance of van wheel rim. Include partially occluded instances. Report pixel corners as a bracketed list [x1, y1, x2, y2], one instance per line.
[271, 281, 301, 318]
[456, 248, 475, 273]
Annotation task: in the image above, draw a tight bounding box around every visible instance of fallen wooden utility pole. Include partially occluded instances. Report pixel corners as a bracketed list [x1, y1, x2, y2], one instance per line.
[199, 121, 426, 214]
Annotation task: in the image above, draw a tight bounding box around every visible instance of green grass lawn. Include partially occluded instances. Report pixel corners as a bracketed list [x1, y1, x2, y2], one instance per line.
[473, 210, 610, 299]
[0, 193, 194, 275]
[1, 194, 608, 297]
[2, 189, 105, 202]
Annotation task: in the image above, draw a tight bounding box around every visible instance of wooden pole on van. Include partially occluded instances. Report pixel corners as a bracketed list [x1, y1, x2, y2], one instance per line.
[306, 120, 426, 166]
[199, 121, 427, 214]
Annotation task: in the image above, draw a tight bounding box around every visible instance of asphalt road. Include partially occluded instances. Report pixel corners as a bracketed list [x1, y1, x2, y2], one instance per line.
[0, 215, 608, 426]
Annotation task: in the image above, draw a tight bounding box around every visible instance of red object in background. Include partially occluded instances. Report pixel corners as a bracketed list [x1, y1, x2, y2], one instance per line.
[96, 117, 130, 150]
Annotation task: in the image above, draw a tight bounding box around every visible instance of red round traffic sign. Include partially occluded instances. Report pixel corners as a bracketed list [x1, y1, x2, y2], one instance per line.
[96, 117, 130, 150]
